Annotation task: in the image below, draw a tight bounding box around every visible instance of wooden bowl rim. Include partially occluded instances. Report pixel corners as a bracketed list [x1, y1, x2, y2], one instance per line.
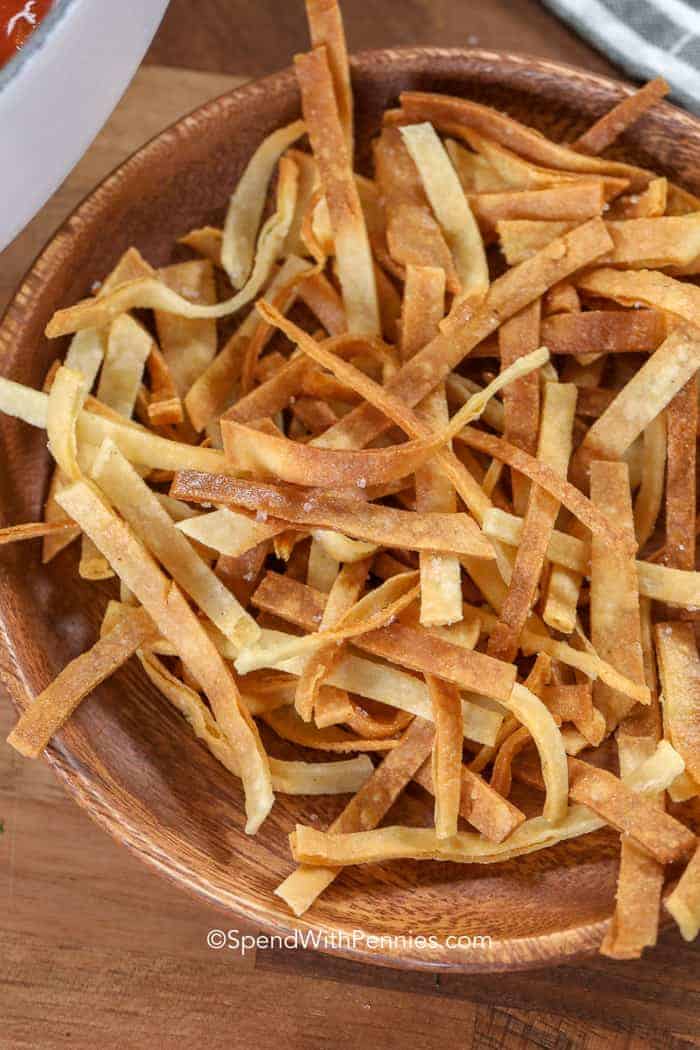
[2, 46, 697, 974]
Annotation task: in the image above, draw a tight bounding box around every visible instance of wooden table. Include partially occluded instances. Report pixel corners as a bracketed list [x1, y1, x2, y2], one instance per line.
[2, 3, 699, 1047]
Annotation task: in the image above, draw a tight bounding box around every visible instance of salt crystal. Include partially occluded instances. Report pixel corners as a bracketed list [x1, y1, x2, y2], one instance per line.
[256, 509, 268, 522]
[357, 477, 367, 489]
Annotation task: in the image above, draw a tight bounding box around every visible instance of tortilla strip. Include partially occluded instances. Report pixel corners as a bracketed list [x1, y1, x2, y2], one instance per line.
[540, 309, 667, 355]
[96, 314, 154, 418]
[221, 419, 440, 488]
[170, 471, 494, 559]
[155, 261, 218, 396]
[295, 47, 379, 334]
[275, 717, 435, 915]
[92, 441, 259, 650]
[311, 219, 612, 454]
[590, 461, 646, 732]
[0, 521, 80, 546]
[605, 215, 700, 270]
[399, 122, 488, 304]
[413, 760, 525, 843]
[398, 91, 650, 190]
[221, 120, 305, 287]
[427, 676, 463, 838]
[573, 78, 669, 155]
[64, 328, 104, 390]
[55, 479, 273, 833]
[176, 508, 290, 558]
[666, 844, 700, 941]
[296, 270, 347, 336]
[656, 622, 700, 784]
[262, 705, 397, 752]
[577, 267, 700, 327]
[490, 726, 532, 797]
[471, 182, 605, 234]
[374, 128, 459, 291]
[500, 300, 541, 516]
[609, 177, 667, 220]
[46, 366, 88, 480]
[7, 607, 159, 759]
[634, 414, 667, 550]
[445, 137, 508, 193]
[572, 325, 700, 485]
[457, 426, 634, 552]
[665, 379, 697, 572]
[489, 383, 577, 662]
[146, 345, 184, 427]
[497, 219, 574, 265]
[306, 0, 353, 152]
[540, 683, 605, 747]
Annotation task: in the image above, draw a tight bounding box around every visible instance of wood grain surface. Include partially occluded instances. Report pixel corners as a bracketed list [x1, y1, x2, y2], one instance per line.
[2, 3, 700, 1047]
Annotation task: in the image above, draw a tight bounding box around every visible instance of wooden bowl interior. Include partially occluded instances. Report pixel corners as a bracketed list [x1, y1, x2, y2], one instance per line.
[2, 49, 699, 972]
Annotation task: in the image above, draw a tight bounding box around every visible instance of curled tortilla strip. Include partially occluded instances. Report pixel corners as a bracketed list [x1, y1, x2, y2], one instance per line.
[577, 267, 700, 327]
[295, 46, 380, 334]
[572, 325, 700, 486]
[179, 225, 223, 266]
[176, 508, 289, 559]
[139, 650, 372, 795]
[665, 379, 697, 572]
[222, 419, 440, 488]
[262, 705, 397, 752]
[398, 91, 650, 190]
[7, 607, 159, 759]
[55, 479, 273, 834]
[666, 844, 700, 941]
[96, 315, 154, 418]
[46, 159, 299, 337]
[92, 441, 259, 650]
[457, 426, 634, 553]
[290, 741, 684, 868]
[170, 471, 494, 559]
[573, 78, 669, 155]
[427, 675, 463, 838]
[221, 120, 305, 287]
[313, 218, 612, 455]
[540, 309, 667, 355]
[488, 382, 577, 663]
[399, 122, 488, 304]
[0, 521, 80, 546]
[46, 366, 88, 480]
[656, 622, 700, 784]
[590, 461, 646, 732]
[489, 726, 532, 798]
[502, 683, 569, 824]
[155, 260, 218, 396]
[276, 717, 435, 915]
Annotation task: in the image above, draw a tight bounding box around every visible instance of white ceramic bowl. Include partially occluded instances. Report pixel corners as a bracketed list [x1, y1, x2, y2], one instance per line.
[0, 0, 170, 251]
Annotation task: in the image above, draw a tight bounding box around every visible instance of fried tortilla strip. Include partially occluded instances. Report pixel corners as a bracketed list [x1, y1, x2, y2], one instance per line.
[540, 309, 667, 355]
[146, 345, 184, 427]
[577, 267, 700, 327]
[46, 366, 88, 480]
[500, 300, 541, 515]
[295, 558, 370, 721]
[413, 760, 526, 843]
[665, 379, 697, 572]
[666, 844, 700, 941]
[543, 518, 586, 636]
[572, 325, 700, 487]
[0, 521, 80, 546]
[295, 46, 379, 334]
[609, 177, 667, 219]
[290, 742, 684, 868]
[427, 676, 463, 838]
[471, 182, 605, 234]
[483, 506, 700, 608]
[56, 479, 273, 834]
[96, 315, 154, 419]
[305, 0, 353, 152]
[276, 717, 435, 915]
[311, 219, 613, 454]
[606, 215, 700, 270]
[399, 91, 650, 190]
[457, 426, 633, 552]
[92, 441, 259, 650]
[221, 120, 306, 287]
[656, 622, 700, 784]
[504, 683, 569, 824]
[590, 461, 646, 732]
[155, 260, 218, 395]
[573, 78, 669, 155]
[374, 128, 459, 291]
[7, 607, 159, 758]
[445, 137, 508, 192]
[498, 219, 575, 265]
[489, 382, 577, 661]
[170, 471, 494, 559]
[176, 508, 291, 558]
[222, 419, 439, 488]
[489, 726, 532, 798]
[540, 683, 605, 747]
[402, 264, 462, 626]
[399, 122, 488, 304]
[64, 328, 105, 390]
[634, 414, 667, 550]
[262, 705, 397, 752]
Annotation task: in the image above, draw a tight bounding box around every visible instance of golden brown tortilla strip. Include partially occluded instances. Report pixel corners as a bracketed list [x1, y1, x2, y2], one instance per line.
[7, 607, 158, 759]
[412, 760, 525, 843]
[0, 521, 81, 546]
[540, 309, 667, 355]
[170, 471, 494, 559]
[471, 181, 605, 235]
[427, 675, 463, 838]
[655, 622, 700, 784]
[295, 46, 380, 334]
[540, 683, 605, 747]
[305, 0, 353, 153]
[573, 78, 669, 155]
[577, 267, 700, 327]
[499, 300, 541, 516]
[155, 260, 218, 395]
[590, 461, 646, 732]
[666, 844, 700, 941]
[665, 379, 697, 573]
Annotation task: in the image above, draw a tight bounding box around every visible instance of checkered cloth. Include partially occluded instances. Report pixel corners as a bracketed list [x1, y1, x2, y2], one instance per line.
[541, 0, 700, 113]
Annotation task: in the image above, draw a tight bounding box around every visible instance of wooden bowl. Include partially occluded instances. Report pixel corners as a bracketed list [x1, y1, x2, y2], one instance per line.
[2, 48, 699, 974]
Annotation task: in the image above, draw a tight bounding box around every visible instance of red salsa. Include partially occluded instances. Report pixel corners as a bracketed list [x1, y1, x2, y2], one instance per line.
[0, 0, 53, 69]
